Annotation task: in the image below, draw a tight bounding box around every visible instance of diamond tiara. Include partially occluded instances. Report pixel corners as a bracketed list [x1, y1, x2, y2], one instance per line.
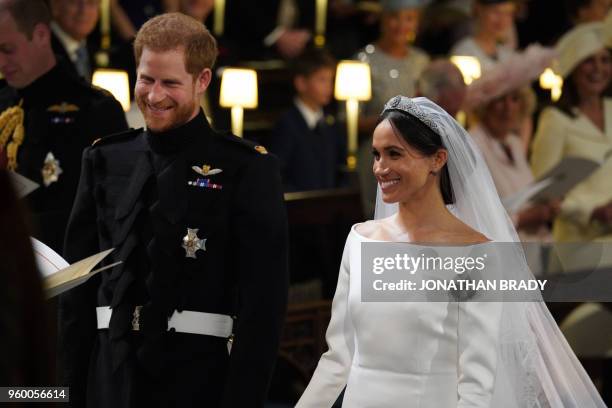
[382, 95, 442, 135]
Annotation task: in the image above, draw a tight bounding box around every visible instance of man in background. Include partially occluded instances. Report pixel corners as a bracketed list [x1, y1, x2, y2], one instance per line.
[49, 0, 100, 81]
[417, 58, 467, 118]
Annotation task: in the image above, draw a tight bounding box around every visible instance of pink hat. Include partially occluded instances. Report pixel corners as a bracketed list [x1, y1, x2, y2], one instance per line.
[463, 44, 557, 110]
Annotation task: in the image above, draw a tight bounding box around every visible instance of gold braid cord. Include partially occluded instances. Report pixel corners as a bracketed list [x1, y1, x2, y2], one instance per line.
[0, 100, 25, 171]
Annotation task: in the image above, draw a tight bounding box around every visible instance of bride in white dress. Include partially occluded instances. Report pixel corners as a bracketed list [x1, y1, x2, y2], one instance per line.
[295, 96, 606, 407]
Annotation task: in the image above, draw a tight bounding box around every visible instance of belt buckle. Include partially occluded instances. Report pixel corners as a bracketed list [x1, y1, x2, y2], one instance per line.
[132, 306, 143, 331]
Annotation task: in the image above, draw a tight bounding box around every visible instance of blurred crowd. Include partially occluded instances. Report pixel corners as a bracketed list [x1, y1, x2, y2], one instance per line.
[1, 0, 612, 400]
[36, 0, 610, 241]
[2, 0, 611, 248]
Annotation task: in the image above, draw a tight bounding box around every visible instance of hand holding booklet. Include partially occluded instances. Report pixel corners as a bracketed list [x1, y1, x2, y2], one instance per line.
[31, 238, 120, 298]
[503, 156, 600, 214]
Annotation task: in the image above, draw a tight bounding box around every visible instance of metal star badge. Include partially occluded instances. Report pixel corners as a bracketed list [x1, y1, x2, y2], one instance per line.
[192, 164, 222, 176]
[181, 228, 207, 258]
[41, 152, 63, 187]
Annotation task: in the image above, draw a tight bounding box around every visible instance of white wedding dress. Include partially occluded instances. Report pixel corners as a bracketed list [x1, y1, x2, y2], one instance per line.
[296, 225, 502, 408]
[296, 97, 606, 408]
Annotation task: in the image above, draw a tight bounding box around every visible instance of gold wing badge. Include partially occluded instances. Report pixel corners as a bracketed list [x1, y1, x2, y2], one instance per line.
[47, 102, 80, 113]
[48, 102, 79, 124]
[192, 164, 223, 176]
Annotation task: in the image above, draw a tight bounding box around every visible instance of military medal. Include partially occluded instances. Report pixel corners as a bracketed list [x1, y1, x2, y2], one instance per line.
[47, 102, 78, 124]
[181, 228, 207, 258]
[192, 164, 222, 176]
[41, 152, 63, 187]
[187, 178, 223, 190]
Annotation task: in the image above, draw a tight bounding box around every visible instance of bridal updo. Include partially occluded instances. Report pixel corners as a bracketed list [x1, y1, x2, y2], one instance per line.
[377, 109, 455, 205]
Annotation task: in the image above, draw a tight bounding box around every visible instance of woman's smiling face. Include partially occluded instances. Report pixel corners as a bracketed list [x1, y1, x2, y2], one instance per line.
[572, 48, 612, 99]
[372, 119, 442, 204]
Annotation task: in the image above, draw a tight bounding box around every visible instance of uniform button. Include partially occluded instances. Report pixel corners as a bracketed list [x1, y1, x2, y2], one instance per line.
[169, 327, 176, 333]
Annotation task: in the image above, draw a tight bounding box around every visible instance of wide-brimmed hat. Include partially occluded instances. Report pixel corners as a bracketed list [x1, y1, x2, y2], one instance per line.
[464, 44, 556, 110]
[554, 22, 605, 78]
[604, 11, 612, 48]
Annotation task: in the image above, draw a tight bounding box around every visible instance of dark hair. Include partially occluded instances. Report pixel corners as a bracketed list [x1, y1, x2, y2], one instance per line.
[555, 53, 612, 117]
[554, 75, 581, 117]
[0, 0, 51, 39]
[293, 47, 336, 79]
[378, 110, 455, 205]
[564, 0, 594, 22]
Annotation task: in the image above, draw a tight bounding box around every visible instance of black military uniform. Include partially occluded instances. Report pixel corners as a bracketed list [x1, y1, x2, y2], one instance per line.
[59, 110, 289, 407]
[0, 62, 128, 252]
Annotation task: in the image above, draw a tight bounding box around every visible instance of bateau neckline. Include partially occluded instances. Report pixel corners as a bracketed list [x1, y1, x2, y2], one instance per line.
[349, 223, 494, 247]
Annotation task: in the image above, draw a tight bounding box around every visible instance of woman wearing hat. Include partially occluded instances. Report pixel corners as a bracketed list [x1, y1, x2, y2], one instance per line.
[470, 90, 560, 239]
[465, 46, 560, 241]
[450, 0, 517, 71]
[605, 10, 612, 47]
[355, 0, 431, 217]
[531, 22, 612, 244]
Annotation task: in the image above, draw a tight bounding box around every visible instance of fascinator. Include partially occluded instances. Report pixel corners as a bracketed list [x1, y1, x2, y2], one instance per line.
[463, 44, 556, 110]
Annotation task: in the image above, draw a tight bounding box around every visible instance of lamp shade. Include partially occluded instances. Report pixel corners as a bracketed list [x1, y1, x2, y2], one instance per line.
[219, 68, 258, 109]
[450, 56, 481, 85]
[334, 61, 371, 101]
[214, 0, 226, 36]
[92, 69, 130, 112]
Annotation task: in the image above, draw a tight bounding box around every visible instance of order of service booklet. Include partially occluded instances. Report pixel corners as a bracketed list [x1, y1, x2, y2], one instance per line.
[31, 238, 120, 298]
[502, 156, 601, 214]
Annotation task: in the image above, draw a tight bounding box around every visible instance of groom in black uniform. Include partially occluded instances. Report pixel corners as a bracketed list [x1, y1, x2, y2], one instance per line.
[59, 12, 289, 408]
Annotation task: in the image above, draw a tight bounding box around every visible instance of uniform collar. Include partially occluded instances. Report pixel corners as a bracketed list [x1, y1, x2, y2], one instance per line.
[146, 109, 210, 154]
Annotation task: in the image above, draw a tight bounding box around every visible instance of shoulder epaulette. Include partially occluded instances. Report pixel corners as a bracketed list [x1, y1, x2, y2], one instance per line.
[219, 131, 269, 155]
[92, 128, 143, 147]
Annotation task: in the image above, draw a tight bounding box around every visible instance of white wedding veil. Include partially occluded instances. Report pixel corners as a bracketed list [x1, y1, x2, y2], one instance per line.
[375, 96, 606, 407]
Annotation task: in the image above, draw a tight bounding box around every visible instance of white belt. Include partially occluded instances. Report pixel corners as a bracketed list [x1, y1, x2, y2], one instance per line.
[96, 306, 234, 338]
